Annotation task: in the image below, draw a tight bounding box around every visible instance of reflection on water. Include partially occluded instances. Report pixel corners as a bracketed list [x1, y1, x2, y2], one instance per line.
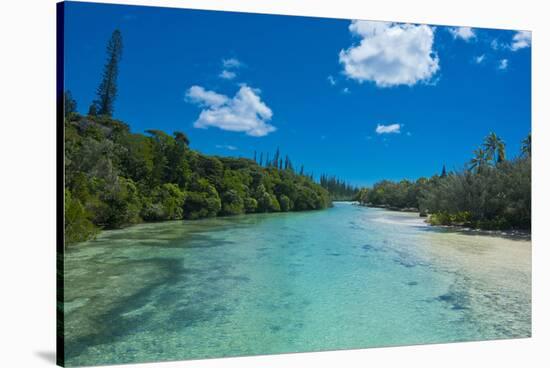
[62, 203, 531, 366]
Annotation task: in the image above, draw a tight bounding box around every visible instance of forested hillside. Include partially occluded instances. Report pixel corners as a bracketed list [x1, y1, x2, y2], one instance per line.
[64, 113, 331, 245]
[356, 133, 531, 230]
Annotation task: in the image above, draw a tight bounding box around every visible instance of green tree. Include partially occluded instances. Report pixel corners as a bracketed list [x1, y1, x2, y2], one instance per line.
[279, 194, 291, 211]
[141, 183, 185, 221]
[222, 189, 245, 215]
[469, 148, 488, 173]
[244, 197, 258, 213]
[95, 29, 123, 116]
[183, 178, 222, 219]
[272, 147, 280, 167]
[483, 132, 506, 164]
[521, 133, 531, 157]
[64, 190, 98, 245]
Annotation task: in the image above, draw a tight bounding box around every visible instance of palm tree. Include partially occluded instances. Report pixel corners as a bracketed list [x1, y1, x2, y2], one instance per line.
[521, 133, 531, 157]
[469, 147, 487, 173]
[483, 132, 506, 164]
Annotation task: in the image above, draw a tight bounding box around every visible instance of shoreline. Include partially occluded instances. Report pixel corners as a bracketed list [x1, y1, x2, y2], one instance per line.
[355, 202, 531, 240]
[68, 205, 335, 246]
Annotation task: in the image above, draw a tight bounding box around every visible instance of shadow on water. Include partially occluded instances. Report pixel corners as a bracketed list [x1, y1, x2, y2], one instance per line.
[64, 245, 241, 365]
[64, 257, 188, 362]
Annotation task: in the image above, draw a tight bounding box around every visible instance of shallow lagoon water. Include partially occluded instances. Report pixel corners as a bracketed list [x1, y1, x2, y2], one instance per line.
[63, 203, 531, 366]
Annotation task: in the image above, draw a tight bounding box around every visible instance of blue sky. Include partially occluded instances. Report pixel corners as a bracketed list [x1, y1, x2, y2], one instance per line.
[63, 2, 531, 186]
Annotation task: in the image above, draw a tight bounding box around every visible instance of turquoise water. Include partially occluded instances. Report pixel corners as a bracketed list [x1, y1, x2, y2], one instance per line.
[63, 203, 531, 366]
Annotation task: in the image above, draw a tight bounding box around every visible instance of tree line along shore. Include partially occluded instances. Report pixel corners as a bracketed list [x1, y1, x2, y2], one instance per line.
[355, 132, 531, 231]
[64, 112, 335, 245]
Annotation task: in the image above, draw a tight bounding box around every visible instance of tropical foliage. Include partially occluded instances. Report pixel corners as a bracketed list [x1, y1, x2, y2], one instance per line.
[356, 132, 531, 230]
[319, 174, 359, 200]
[64, 113, 331, 245]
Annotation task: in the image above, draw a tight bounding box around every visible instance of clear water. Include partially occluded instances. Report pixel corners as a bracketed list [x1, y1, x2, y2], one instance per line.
[62, 203, 531, 366]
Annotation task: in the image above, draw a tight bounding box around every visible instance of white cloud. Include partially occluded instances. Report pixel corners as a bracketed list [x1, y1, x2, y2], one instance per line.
[449, 26, 475, 41]
[510, 31, 532, 51]
[186, 84, 276, 137]
[376, 123, 401, 134]
[219, 70, 236, 80]
[215, 144, 237, 151]
[342, 87, 350, 94]
[327, 75, 336, 86]
[475, 54, 485, 64]
[185, 85, 228, 107]
[339, 20, 439, 87]
[498, 59, 509, 70]
[222, 58, 242, 69]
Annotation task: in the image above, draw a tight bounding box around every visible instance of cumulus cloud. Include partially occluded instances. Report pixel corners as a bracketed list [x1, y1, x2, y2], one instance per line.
[449, 26, 475, 41]
[219, 70, 236, 80]
[222, 58, 242, 69]
[498, 59, 509, 70]
[376, 123, 401, 134]
[327, 75, 336, 86]
[186, 84, 276, 137]
[339, 20, 439, 87]
[510, 31, 532, 51]
[475, 54, 485, 64]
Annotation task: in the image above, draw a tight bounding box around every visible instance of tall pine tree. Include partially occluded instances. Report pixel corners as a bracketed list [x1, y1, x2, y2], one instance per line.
[94, 29, 123, 117]
[440, 165, 447, 178]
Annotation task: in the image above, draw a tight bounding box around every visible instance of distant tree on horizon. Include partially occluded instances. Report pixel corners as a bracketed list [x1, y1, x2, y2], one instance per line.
[284, 155, 294, 171]
[272, 147, 280, 167]
[521, 133, 531, 157]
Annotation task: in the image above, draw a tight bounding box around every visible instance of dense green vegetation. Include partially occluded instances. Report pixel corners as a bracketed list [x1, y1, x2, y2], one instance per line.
[64, 114, 331, 245]
[249, 150, 358, 200]
[356, 132, 531, 230]
[319, 174, 358, 200]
